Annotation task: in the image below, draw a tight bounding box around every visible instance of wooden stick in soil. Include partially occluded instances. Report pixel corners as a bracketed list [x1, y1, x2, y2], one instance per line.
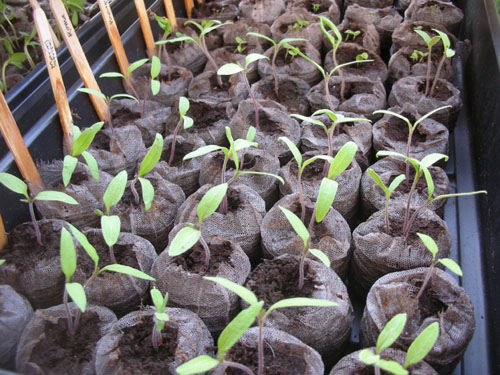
[29, 0, 60, 49]
[0, 91, 44, 194]
[134, 0, 156, 58]
[96, 0, 130, 82]
[163, 0, 178, 30]
[184, 0, 194, 18]
[0, 213, 7, 251]
[49, 0, 108, 122]
[32, 3, 74, 154]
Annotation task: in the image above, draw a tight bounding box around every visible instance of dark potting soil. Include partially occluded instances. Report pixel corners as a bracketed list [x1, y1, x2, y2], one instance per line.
[119, 178, 161, 209]
[115, 318, 179, 375]
[91, 131, 112, 152]
[208, 74, 233, 93]
[245, 257, 319, 309]
[287, 199, 331, 241]
[29, 312, 103, 374]
[249, 110, 281, 135]
[160, 139, 195, 167]
[170, 240, 235, 276]
[275, 47, 302, 67]
[213, 152, 258, 172]
[192, 2, 227, 18]
[111, 107, 142, 128]
[258, 80, 306, 113]
[290, 154, 354, 183]
[384, 117, 428, 145]
[417, 80, 454, 102]
[303, 0, 330, 13]
[387, 209, 445, 243]
[189, 101, 227, 129]
[329, 80, 375, 102]
[226, 340, 307, 375]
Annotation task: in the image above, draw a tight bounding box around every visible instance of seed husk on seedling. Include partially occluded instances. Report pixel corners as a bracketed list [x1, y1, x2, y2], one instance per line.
[183, 126, 283, 214]
[217, 53, 269, 129]
[168, 183, 228, 268]
[245, 32, 305, 98]
[62, 122, 104, 186]
[413, 27, 441, 96]
[235, 36, 247, 54]
[204, 277, 337, 375]
[358, 312, 440, 375]
[94, 170, 128, 264]
[0, 173, 78, 245]
[344, 29, 361, 41]
[156, 19, 232, 87]
[150, 288, 169, 351]
[130, 133, 163, 210]
[60, 225, 155, 336]
[168, 96, 194, 166]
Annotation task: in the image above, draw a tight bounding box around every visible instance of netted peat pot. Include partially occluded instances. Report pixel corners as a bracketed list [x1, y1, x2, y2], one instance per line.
[198, 147, 281, 208]
[391, 20, 456, 53]
[109, 173, 185, 251]
[329, 347, 439, 374]
[16, 304, 117, 375]
[258, 41, 322, 86]
[0, 219, 68, 309]
[252, 74, 311, 115]
[222, 20, 272, 53]
[187, 71, 247, 109]
[307, 75, 387, 121]
[300, 111, 373, 170]
[335, 22, 381, 55]
[165, 97, 235, 146]
[72, 229, 157, 315]
[260, 194, 352, 279]
[152, 228, 251, 333]
[350, 204, 452, 295]
[202, 46, 260, 83]
[360, 268, 476, 374]
[404, 0, 464, 36]
[388, 46, 454, 84]
[213, 327, 324, 374]
[192, 1, 239, 21]
[372, 105, 449, 159]
[243, 254, 353, 362]
[286, 0, 341, 23]
[0, 285, 33, 370]
[36, 161, 113, 228]
[229, 99, 301, 164]
[175, 183, 266, 260]
[388, 76, 462, 128]
[131, 63, 193, 107]
[146, 134, 206, 196]
[280, 151, 362, 222]
[360, 156, 450, 218]
[238, 0, 286, 25]
[94, 308, 214, 375]
[163, 26, 207, 74]
[270, 9, 323, 51]
[344, 0, 394, 8]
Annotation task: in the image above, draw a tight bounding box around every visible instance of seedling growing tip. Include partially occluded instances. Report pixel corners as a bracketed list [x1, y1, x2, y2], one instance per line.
[150, 288, 169, 351]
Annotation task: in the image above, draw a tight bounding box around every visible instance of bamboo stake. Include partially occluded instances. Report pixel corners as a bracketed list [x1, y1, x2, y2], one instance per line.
[134, 0, 156, 58]
[30, 0, 60, 49]
[0, 213, 6, 251]
[163, 0, 178, 30]
[49, 0, 108, 122]
[184, 0, 194, 18]
[0, 91, 43, 194]
[96, 0, 130, 78]
[32, 2, 73, 153]
[197, 0, 202, 4]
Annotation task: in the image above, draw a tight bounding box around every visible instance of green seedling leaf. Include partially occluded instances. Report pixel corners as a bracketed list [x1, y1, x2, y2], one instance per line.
[169, 226, 201, 257]
[438, 258, 463, 276]
[63, 155, 78, 187]
[309, 248, 331, 267]
[128, 58, 149, 75]
[138, 177, 154, 211]
[377, 359, 408, 375]
[414, 106, 452, 127]
[155, 312, 169, 322]
[423, 167, 434, 201]
[433, 29, 450, 49]
[0, 260, 5, 267]
[81, 151, 99, 182]
[328, 141, 358, 179]
[320, 16, 341, 47]
[290, 114, 327, 131]
[150, 56, 161, 78]
[278, 136, 302, 167]
[151, 80, 161, 95]
[0, 173, 28, 198]
[156, 35, 194, 45]
[60, 227, 76, 282]
[72, 125, 82, 140]
[78, 87, 106, 100]
[110, 93, 139, 103]
[431, 190, 487, 202]
[103, 170, 128, 213]
[217, 63, 243, 75]
[376, 151, 421, 172]
[67, 223, 99, 267]
[100, 263, 155, 281]
[376, 313, 407, 354]
[183, 145, 224, 160]
[267, 297, 337, 315]
[151, 288, 167, 312]
[367, 169, 389, 195]
[99, 72, 125, 79]
[316, 178, 338, 223]
[197, 183, 228, 223]
[359, 349, 379, 365]
[414, 29, 431, 45]
[176, 355, 219, 375]
[405, 322, 439, 368]
[218, 301, 264, 356]
[245, 53, 268, 68]
[237, 171, 285, 185]
[72, 122, 104, 156]
[279, 37, 307, 46]
[139, 134, 164, 177]
[183, 116, 194, 130]
[233, 139, 258, 152]
[373, 110, 412, 129]
[417, 233, 438, 258]
[246, 32, 275, 46]
[36, 191, 78, 205]
[279, 206, 309, 247]
[204, 276, 258, 306]
[246, 126, 256, 142]
[302, 155, 333, 171]
[101, 215, 121, 247]
[9, 53, 26, 64]
[420, 153, 449, 169]
[388, 174, 406, 195]
[179, 96, 190, 115]
[66, 282, 87, 312]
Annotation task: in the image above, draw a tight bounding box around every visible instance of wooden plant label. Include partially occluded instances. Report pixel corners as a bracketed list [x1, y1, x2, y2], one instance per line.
[0, 91, 43, 194]
[97, 0, 130, 78]
[33, 5, 74, 153]
[49, 0, 108, 122]
[163, 0, 178, 30]
[184, 0, 194, 19]
[0, 213, 6, 251]
[134, 0, 156, 57]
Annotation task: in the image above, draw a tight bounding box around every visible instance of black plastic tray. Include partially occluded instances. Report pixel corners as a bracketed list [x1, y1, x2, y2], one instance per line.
[0, 0, 494, 374]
